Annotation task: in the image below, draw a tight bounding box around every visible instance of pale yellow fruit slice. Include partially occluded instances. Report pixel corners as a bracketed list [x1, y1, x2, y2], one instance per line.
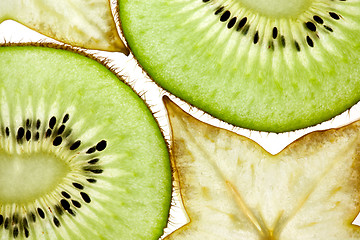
[0, 0, 128, 53]
[164, 96, 360, 240]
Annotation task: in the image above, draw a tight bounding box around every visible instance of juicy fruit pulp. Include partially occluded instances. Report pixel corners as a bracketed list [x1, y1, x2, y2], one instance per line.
[164, 97, 360, 240]
[0, 152, 69, 203]
[240, 0, 312, 17]
[0, 45, 171, 239]
[119, 0, 360, 132]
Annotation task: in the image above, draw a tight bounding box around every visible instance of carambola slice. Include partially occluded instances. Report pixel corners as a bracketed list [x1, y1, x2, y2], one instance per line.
[0, 0, 128, 53]
[164, 97, 360, 239]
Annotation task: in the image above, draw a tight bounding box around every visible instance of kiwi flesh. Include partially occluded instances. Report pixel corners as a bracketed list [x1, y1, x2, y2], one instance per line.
[119, 0, 360, 132]
[0, 44, 171, 239]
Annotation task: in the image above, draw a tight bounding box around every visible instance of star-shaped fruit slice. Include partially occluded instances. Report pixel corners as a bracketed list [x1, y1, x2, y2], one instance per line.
[164, 96, 360, 240]
[0, 0, 128, 53]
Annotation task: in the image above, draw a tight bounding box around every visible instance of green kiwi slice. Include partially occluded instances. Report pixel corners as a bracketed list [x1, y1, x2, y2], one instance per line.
[119, 0, 360, 132]
[0, 44, 171, 239]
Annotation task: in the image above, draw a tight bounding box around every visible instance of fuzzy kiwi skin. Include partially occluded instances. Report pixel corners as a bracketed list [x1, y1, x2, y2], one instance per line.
[0, 43, 172, 240]
[119, 0, 360, 133]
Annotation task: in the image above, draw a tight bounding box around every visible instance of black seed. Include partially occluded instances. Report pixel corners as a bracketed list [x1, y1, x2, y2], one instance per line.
[53, 136, 62, 146]
[55, 205, 64, 216]
[88, 158, 99, 165]
[13, 226, 19, 238]
[37, 208, 45, 219]
[72, 200, 81, 208]
[96, 140, 107, 151]
[61, 199, 71, 210]
[220, 10, 230, 22]
[237, 17, 247, 31]
[17, 127, 24, 140]
[306, 36, 314, 47]
[4, 217, 9, 229]
[91, 169, 103, 174]
[22, 218, 29, 229]
[87, 178, 97, 183]
[36, 119, 41, 129]
[0, 215, 3, 225]
[305, 21, 316, 31]
[70, 140, 81, 150]
[253, 31, 259, 44]
[80, 192, 91, 203]
[73, 182, 84, 190]
[61, 191, 71, 199]
[203, 0, 210, 2]
[63, 114, 69, 123]
[5, 127, 9, 137]
[324, 25, 333, 32]
[214, 6, 224, 15]
[242, 25, 250, 35]
[26, 130, 31, 141]
[329, 12, 340, 20]
[313, 15, 324, 24]
[49, 116, 56, 129]
[57, 125, 65, 135]
[281, 35, 286, 47]
[272, 27, 278, 39]
[53, 217, 61, 227]
[67, 209, 76, 216]
[295, 41, 301, 51]
[13, 213, 19, 224]
[29, 212, 36, 222]
[34, 132, 39, 141]
[84, 168, 103, 174]
[86, 147, 96, 154]
[26, 119, 31, 128]
[45, 129, 52, 138]
[227, 17, 237, 29]
[64, 129, 72, 138]
[24, 227, 29, 238]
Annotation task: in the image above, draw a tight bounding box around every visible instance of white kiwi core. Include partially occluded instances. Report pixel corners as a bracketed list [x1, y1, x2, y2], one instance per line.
[239, 0, 312, 17]
[0, 152, 70, 203]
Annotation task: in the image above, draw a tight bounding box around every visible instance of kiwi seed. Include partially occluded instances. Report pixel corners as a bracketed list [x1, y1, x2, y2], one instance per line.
[201, 0, 345, 50]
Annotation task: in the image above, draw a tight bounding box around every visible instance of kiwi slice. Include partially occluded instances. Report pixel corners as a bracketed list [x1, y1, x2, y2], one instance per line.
[0, 44, 171, 239]
[119, 0, 360, 132]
